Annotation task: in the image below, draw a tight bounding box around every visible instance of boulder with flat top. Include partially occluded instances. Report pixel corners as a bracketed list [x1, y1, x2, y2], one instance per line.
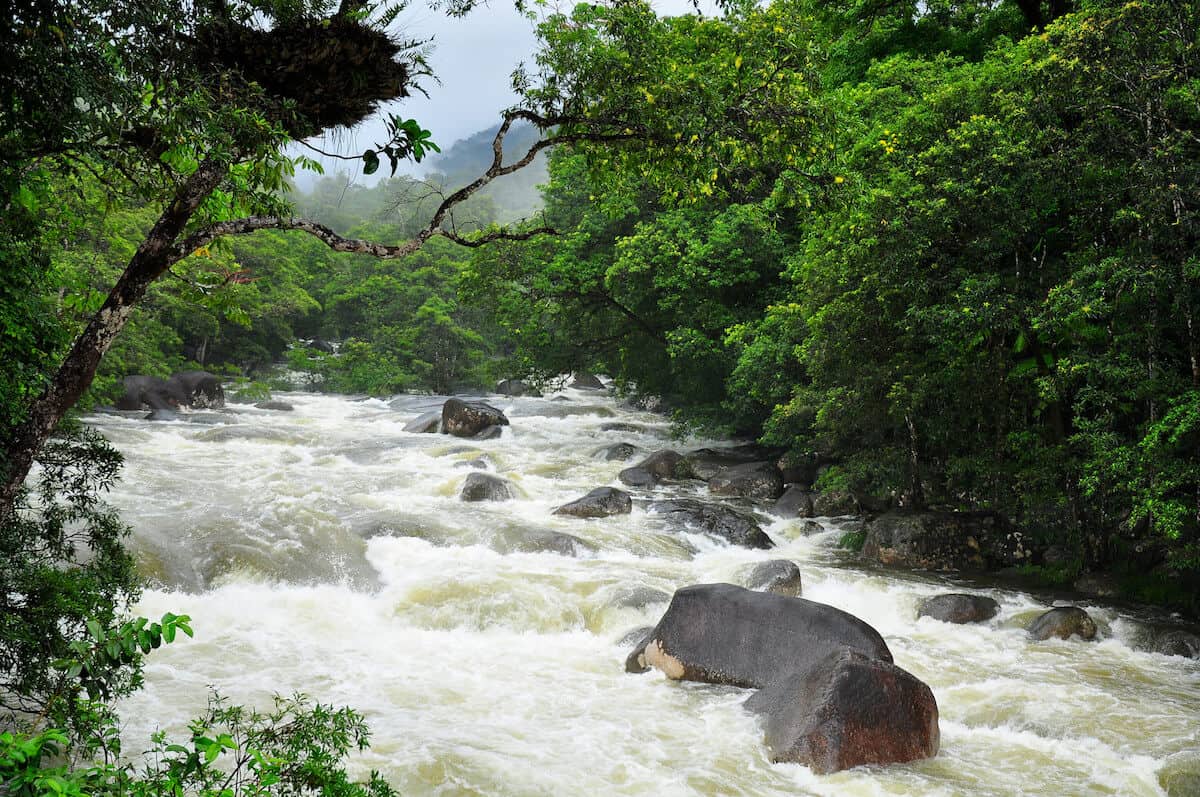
[442, 398, 509, 438]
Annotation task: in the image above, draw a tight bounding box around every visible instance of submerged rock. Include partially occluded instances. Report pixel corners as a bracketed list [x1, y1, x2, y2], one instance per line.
[636, 450, 691, 480]
[745, 648, 939, 774]
[554, 487, 632, 518]
[636, 583, 892, 689]
[744, 560, 803, 597]
[442, 398, 509, 438]
[403, 411, 441, 433]
[618, 467, 658, 488]
[1027, 606, 1097, 641]
[917, 594, 1000, 624]
[254, 400, 294, 411]
[1152, 630, 1200, 659]
[497, 528, 594, 557]
[459, 472, 515, 502]
[648, 499, 774, 549]
[596, 442, 639, 461]
[682, 445, 771, 481]
[496, 379, 540, 397]
[571, 372, 606, 389]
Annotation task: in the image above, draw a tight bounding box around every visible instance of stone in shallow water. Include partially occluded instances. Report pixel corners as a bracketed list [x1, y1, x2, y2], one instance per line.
[1027, 606, 1097, 641]
[744, 560, 803, 597]
[459, 472, 514, 502]
[553, 487, 632, 518]
[707, 461, 786, 500]
[441, 398, 509, 438]
[648, 499, 774, 549]
[918, 593, 1000, 624]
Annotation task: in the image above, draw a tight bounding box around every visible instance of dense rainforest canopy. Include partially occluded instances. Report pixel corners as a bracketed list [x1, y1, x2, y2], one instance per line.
[1, 0, 1198, 792]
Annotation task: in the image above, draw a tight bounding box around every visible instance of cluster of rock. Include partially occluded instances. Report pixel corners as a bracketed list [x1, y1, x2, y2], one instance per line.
[626, 584, 940, 774]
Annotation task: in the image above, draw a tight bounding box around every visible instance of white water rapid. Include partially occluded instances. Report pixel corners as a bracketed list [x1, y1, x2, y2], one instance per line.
[85, 389, 1199, 796]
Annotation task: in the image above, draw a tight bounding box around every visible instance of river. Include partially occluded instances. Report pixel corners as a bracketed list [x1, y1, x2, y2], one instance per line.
[85, 388, 1199, 796]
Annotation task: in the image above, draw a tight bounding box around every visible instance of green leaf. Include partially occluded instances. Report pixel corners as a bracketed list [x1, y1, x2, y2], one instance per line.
[362, 150, 380, 176]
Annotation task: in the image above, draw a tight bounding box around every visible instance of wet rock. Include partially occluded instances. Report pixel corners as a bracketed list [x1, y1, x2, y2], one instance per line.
[619, 625, 656, 648]
[403, 411, 441, 434]
[862, 511, 1032, 572]
[745, 648, 939, 774]
[636, 450, 692, 480]
[625, 628, 657, 674]
[596, 442, 639, 461]
[1152, 629, 1200, 659]
[497, 529, 594, 557]
[571, 372, 605, 389]
[196, 427, 293, 444]
[599, 421, 654, 434]
[459, 472, 515, 502]
[1159, 753, 1200, 797]
[254, 400, 294, 411]
[146, 408, 181, 422]
[442, 398, 509, 438]
[554, 487, 633, 518]
[118, 375, 184, 411]
[519, 403, 615, 419]
[707, 461, 785, 500]
[618, 467, 658, 488]
[648, 499, 774, 549]
[453, 459, 489, 470]
[473, 425, 504, 441]
[496, 379, 541, 397]
[776, 452, 821, 487]
[770, 486, 815, 519]
[745, 560, 803, 597]
[1027, 606, 1097, 641]
[638, 583, 892, 689]
[799, 520, 825, 536]
[811, 490, 860, 516]
[917, 594, 1000, 624]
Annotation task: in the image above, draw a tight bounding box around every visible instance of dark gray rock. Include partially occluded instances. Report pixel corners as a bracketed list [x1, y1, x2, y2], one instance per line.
[453, 459, 489, 470]
[862, 511, 1032, 571]
[770, 486, 815, 519]
[625, 627, 657, 674]
[403, 411, 441, 434]
[648, 499, 774, 549]
[1073, 572, 1120, 598]
[638, 583, 892, 688]
[1027, 606, 1097, 641]
[599, 421, 652, 434]
[799, 520, 825, 536]
[745, 648, 939, 774]
[442, 398, 510, 438]
[636, 450, 692, 480]
[618, 467, 659, 488]
[745, 560, 803, 597]
[917, 594, 1000, 624]
[596, 443, 639, 461]
[707, 461, 786, 500]
[682, 445, 772, 481]
[254, 400, 294, 411]
[571, 372, 606, 389]
[519, 403, 615, 419]
[117, 375, 184, 411]
[146, 408, 181, 422]
[554, 487, 633, 518]
[460, 473, 515, 502]
[1041, 545, 1073, 567]
[496, 379, 541, 397]
[610, 586, 671, 610]
[1153, 630, 1200, 659]
[619, 625, 656, 647]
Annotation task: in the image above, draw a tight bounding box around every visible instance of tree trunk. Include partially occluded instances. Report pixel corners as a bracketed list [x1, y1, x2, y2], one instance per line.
[0, 160, 229, 516]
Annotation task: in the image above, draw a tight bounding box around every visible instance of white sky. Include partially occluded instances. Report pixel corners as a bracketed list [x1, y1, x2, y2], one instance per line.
[296, 0, 720, 186]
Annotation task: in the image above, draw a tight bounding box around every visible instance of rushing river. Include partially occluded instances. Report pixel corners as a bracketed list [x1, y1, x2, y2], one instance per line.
[85, 388, 1199, 796]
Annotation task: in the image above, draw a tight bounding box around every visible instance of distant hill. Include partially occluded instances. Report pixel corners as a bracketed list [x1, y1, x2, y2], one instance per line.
[422, 120, 548, 222]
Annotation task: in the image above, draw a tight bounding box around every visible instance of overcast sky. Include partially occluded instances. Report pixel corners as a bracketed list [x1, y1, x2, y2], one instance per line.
[296, 1, 718, 187]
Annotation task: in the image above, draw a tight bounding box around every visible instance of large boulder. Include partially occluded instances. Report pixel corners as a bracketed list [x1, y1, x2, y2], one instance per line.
[648, 499, 774, 549]
[917, 594, 1000, 624]
[1027, 606, 1097, 641]
[168, 370, 225, 409]
[811, 490, 860, 516]
[115, 375, 184, 411]
[707, 461, 785, 500]
[496, 529, 593, 557]
[744, 560, 803, 597]
[862, 511, 1032, 571]
[554, 487, 632, 518]
[495, 379, 540, 397]
[403, 411, 441, 433]
[745, 648, 939, 773]
[442, 398, 510, 438]
[632, 583, 892, 689]
[459, 472, 515, 502]
[770, 486, 815, 519]
[682, 445, 773, 481]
